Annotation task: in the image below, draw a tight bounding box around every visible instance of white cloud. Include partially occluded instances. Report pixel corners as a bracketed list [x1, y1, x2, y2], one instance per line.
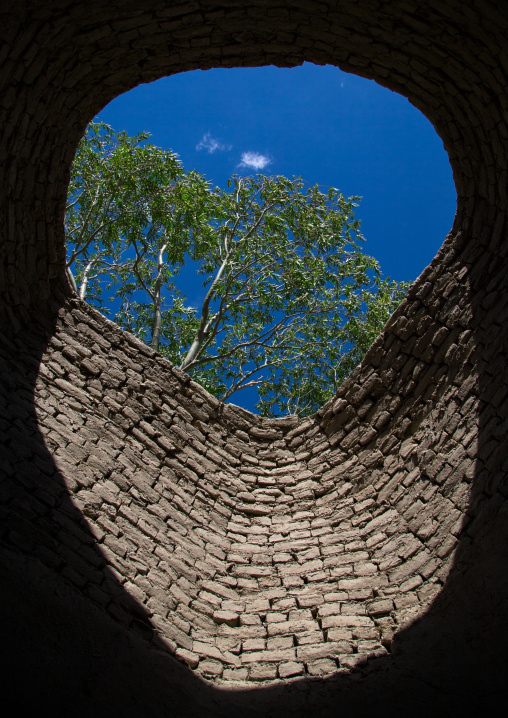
[196, 132, 232, 153]
[238, 151, 272, 171]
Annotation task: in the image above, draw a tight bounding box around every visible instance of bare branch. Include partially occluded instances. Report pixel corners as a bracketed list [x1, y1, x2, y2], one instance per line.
[79, 252, 104, 300]
[221, 360, 274, 402]
[180, 250, 231, 370]
[66, 265, 78, 295]
[184, 313, 302, 371]
[150, 243, 168, 351]
[132, 240, 155, 300]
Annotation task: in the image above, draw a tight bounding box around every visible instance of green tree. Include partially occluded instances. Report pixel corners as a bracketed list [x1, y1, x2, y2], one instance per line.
[65, 121, 209, 346]
[66, 122, 408, 416]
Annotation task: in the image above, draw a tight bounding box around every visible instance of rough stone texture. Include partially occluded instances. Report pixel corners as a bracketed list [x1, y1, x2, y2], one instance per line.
[1, 1, 507, 716]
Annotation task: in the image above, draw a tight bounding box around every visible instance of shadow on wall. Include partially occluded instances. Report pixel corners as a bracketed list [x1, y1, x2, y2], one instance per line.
[0, 280, 507, 717]
[1, 0, 508, 714]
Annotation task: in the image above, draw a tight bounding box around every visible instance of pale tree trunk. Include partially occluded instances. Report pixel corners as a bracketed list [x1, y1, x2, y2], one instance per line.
[150, 244, 167, 352]
[180, 254, 229, 371]
[151, 296, 162, 351]
[66, 256, 99, 300]
[78, 256, 101, 300]
[66, 265, 78, 295]
[180, 187, 275, 373]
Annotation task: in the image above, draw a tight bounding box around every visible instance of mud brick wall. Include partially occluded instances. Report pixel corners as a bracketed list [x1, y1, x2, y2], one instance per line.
[1, 2, 507, 716]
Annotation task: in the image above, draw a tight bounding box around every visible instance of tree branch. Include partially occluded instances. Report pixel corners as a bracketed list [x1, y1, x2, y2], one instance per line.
[150, 243, 168, 351]
[132, 240, 155, 300]
[180, 250, 231, 370]
[79, 253, 104, 300]
[221, 360, 274, 402]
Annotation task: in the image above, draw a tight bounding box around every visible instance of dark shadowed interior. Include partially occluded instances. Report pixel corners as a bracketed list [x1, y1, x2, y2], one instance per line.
[1, 2, 507, 715]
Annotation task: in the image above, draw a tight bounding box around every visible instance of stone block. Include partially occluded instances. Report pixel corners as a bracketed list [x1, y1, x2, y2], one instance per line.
[306, 658, 337, 676]
[322, 615, 375, 629]
[241, 647, 296, 664]
[297, 641, 352, 661]
[243, 638, 265, 652]
[267, 635, 294, 650]
[222, 667, 249, 682]
[175, 647, 199, 669]
[212, 610, 239, 627]
[199, 659, 223, 677]
[278, 661, 305, 679]
[267, 619, 320, 636]
[248, 663, 278, 681]
[367, 599, 394, 616]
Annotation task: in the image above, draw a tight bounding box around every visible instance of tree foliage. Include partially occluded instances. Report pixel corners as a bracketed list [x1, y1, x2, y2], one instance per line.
[66, 122, 408, 416]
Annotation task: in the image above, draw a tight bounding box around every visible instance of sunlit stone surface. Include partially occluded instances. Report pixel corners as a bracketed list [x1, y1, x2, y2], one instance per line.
[1, 1, 507, 715]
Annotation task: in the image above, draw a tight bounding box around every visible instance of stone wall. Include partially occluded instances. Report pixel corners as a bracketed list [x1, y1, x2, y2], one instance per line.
[1, 1, 507, 715]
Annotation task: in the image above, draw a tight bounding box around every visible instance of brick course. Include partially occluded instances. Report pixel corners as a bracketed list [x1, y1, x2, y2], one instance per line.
[1, 0, 507, 714]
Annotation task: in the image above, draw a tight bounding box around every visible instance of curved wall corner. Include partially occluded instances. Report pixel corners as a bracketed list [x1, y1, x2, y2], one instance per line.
[1, 2, 507, 716]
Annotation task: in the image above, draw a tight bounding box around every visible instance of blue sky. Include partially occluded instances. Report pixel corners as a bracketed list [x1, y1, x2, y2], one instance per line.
[96, 62, 456, 411]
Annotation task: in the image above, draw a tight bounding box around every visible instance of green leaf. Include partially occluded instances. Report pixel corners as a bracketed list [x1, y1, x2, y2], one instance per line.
[66, 121, 409, 417]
